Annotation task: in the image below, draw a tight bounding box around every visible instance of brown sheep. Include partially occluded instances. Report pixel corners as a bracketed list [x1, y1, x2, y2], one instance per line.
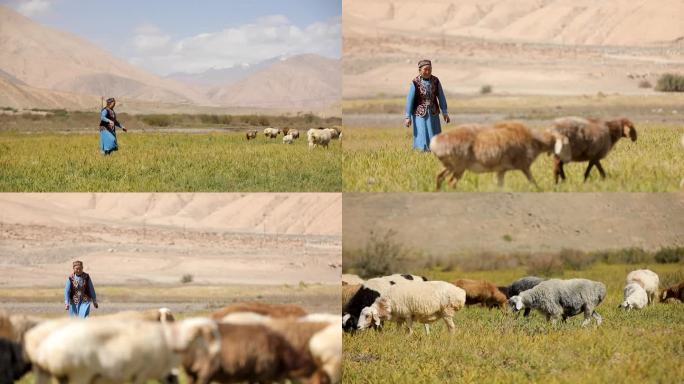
[290, 129, 300, 139]
[183, 322, 307, 384]
[661, 281, 684, 302]
[342, 284, 361, 311]
[245, 130, 257, 140]
[97, 307, 175, 323]
[551, 117, 637, 183]
[265, 319, 332, 383]
[453, 279, 508, 309]
[282, 127, 291, 136]
[211, 302, 307, 320]
[430, 122, 571, 189]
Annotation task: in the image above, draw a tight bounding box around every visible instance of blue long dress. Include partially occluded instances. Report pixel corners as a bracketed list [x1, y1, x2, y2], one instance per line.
[405, 78, 449, 151]
[99, 109, 122, 154]
[64, 275, 96, 318]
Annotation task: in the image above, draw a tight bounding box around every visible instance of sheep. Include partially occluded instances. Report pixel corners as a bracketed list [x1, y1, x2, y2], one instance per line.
[503, 276, 547, 317]
[282, 127, 291, 136]
[183, 322, 305, 384]
[25, 317, 220, 384]
[0, 338, 31, 384]
[508, 278, 606, 326]
[619, 282, 648, 310]
[303, 314, 342, 384]
[307, 128, 332, 149]
[0, 312, 44, 343]
[551, 117, 637, 183]
[245, 130, 257, 140]
[97, 307, 175, 323]
[342, 274, 426, 332]
[263, 127, 281, 138]
[660, 281, 684, 302]
[626, 269, 659, 304]
[211, 302, 307, 321]
[283, 134, 294, 144]
[290, 129, 300, 139]
[343, 284, 361, 311]
[342, 273, 364, 285]
[430, 121, 571, 189]
[357, 281, 466, 335]
[452, 279, 508, 309]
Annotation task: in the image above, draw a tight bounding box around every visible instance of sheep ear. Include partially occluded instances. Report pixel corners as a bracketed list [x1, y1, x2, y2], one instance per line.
[372, 310, 381, 327]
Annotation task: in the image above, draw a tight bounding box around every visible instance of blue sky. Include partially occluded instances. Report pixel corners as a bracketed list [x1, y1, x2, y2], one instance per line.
[2, 0, 341, 75]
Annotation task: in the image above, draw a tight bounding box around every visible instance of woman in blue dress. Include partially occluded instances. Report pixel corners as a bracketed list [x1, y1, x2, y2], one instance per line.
[64, 260, 98, 318]
[404, 59, 450, 151]
[99, 97, 126, 155]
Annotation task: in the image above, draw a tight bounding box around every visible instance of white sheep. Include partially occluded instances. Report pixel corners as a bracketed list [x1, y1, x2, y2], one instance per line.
[357, 281, 466, 335]
[303, 314, 342, 384]
[307, 128, 332, 149]
[342, 273, 364, 286]
[264, 127, 281, 138]
[283, 134, 294, 144]
[25, 317, 220, 384]
[626, 269, 660, 304]
[620, 282, 648, 310]
[508, 279, 606, 326]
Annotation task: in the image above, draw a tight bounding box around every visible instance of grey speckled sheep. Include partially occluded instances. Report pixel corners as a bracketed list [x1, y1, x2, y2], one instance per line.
[506, 276, 547, 317]
[508, 279, 606, 326]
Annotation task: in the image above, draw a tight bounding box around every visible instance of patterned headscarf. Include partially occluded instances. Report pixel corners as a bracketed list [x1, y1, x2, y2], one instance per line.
[418, 59, 431, 69]
[106, 98, 116, 105]
[73, 260, 83, 267]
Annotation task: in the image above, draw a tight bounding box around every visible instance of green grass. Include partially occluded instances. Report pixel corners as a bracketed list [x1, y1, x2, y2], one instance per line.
[0, 132, 341, 191]
[342, 123, 684, 191]
[343, 263, 684, 383]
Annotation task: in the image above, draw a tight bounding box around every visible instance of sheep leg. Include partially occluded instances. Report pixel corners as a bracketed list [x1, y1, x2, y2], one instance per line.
[405, 317, 414, 335]
[594, 160, 607, 179]
[583, 160, 596, 181]
[523, 308, 531, 317]
[33, 368, 53, 384]
[496, 171, 506, 187]
[592, 311, 603, 326]
[443, 317, 456, 333]
[521, 168, 538, 188]
[435, 167, 449, 190]
[447, 170, 464, 189]
[553, 157, 566, 184]
[424, 323, 431, 335]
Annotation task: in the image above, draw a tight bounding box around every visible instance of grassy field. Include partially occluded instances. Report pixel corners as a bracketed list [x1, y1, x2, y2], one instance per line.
[342, 123, 684, 192]
[0, 131, 341, 191]
[343, 263, 684, 384]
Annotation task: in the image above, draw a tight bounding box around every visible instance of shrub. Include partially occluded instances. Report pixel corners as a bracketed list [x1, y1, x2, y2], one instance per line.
[655, 73, 684, 92]
[181, 274, 193, 283]
[141, 114, 172, 127]
[480, 85, 492, 94]
[559, 248, 597, 270]
[654, 247, 684, 263]
[638, 80, 652, 89]
[526, 253, 564, 276]
[349, 230, 411, 278]
[594, 247, 652, 264]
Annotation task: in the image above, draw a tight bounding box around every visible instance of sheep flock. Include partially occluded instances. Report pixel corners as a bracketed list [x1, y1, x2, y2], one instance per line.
[245, 126, 341, 149]
[0, 303, 341, 384]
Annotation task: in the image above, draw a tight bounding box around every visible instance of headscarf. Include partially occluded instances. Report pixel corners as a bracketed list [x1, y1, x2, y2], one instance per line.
[418, 59, 431, 69]
[106, 97, 116, 105]
[72, 260, 83, 267]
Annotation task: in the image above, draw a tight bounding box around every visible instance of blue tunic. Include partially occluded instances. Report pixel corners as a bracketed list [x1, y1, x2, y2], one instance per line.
[64, 274, 96, 318]
[100, 109, 123, 154]
[405, 78, 449, 151]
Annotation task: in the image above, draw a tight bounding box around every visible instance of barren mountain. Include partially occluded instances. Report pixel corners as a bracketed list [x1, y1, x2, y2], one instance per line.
[208, 54, 341, 109]
[166, 57, 280, 87]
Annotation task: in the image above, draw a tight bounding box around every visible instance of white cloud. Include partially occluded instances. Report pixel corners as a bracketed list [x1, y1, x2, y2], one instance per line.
[16, 0, 53, 16]
[128, 15, 341, 75]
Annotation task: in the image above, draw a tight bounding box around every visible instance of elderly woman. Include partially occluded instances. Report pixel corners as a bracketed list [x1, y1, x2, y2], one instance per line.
[404, 59, 450, 151]
[99, 97, 126, 155]
[64, 261, 98, 318]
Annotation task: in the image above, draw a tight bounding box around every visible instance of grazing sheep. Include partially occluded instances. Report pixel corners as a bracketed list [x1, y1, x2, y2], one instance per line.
[25, 317, 220, 384]
[0, 338, 31, 384]
[453, 279, 508, 309]
[342, 274, 426, 332]
[290, 129, 300, 139]
[283, 134, 294, 144]
[307, 128, 332, 149]
[303, 314, 342, 384]
[508, 278, 606, 326]
[430, 122, 571, 189]
[211, 302, 307, 321]
[660, 281, 684, 302]
[626, 269, 660, 304]
[183, 322, 304, 384]
[0, 312, 44, 343]
[98, 307, 175, 323]
[343, 284, 361, 311]
[245, 130, 257, 140]
[551, 117, 637, 183]
[282, 127, 291, 136]
[620, 282, 648, 310]
[357, 281, 466, 335]
[342, 273, 364, 286]
[263, 127, 281, 139]
[504, 276, 547, 317]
